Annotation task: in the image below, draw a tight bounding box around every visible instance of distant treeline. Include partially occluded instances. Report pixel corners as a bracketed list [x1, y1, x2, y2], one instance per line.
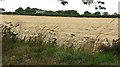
[1, 7, 119, 18]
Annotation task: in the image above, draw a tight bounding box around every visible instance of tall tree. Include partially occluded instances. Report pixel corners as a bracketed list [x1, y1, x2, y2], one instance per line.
[113, 12, 118, 16]
[15, 7, 24, 14]
[93, 11, 101, 16]
[102, 12, 109, 16]
[25, 7, 34, 14]
[83, 11, 92, 16]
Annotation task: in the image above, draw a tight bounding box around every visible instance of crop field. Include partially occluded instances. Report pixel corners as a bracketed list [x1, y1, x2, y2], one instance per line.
[2, 15, 118, 40]
[1, 15, 119, 65]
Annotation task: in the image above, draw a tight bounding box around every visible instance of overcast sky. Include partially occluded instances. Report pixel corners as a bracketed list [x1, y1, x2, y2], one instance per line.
[0, 0, 119, 14]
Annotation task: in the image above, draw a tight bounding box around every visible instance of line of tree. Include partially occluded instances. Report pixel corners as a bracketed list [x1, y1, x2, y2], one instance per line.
[80, 11, 119, 18]
[2, 7, 119, 18]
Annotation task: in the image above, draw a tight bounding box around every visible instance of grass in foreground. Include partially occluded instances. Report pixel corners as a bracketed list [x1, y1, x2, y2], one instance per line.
[3, 40, 118, 65]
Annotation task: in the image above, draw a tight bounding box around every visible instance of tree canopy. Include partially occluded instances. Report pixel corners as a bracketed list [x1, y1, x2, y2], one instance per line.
[15, 7, 24, 14]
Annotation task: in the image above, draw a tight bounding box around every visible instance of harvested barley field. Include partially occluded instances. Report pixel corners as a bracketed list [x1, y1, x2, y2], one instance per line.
[1, 15, 118, 43]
